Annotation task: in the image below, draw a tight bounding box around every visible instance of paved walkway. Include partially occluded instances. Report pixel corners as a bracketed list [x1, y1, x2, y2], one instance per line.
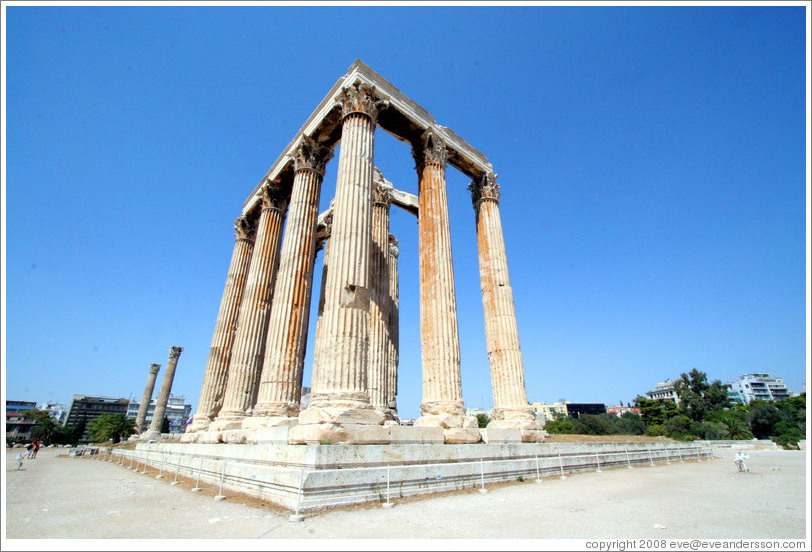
[3, 446, 808, 546]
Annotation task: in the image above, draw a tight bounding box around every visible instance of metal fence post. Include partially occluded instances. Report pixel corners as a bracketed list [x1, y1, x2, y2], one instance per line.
[170, 456, 181, 486]
[382, 466, 394, 508]
[214, 462, 226, 500]
[289, 469, 305, 522]
[191, 456, 204, 492]
[157, 453, 166, 479]
[478, 459, 488, 493]
[141, 449, 149, 474]
[649, 448, 654, 466]
[595, 451, 601, 473]
[625, 448, 633, 469]
[535, 457, 542, 483]
[558, 453, 566, 479]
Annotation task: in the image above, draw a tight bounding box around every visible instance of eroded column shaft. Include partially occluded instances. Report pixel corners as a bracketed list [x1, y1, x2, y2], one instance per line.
[308, 111, 375, 406]
[368, 175, 392, 416]
[135, 364, 161, 433]
[416, 144, 464, 414]
[385, 234, 400, 416]
[188, 217, 256, 432]
[216, 186, 286, 421]
[144, 347, 183, 438]
[254, 138, 332, 417]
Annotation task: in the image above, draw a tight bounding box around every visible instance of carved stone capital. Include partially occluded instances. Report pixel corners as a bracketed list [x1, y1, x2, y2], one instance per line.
[338, 82, 388, 124]
[149, 363, 161, 375]
[290, 135, 334, 176]
[261, 181, 288, 213]
[168, 346, 183, 360]
[234, 215, 257, 241]
[468, 172, 501, 208]
[372, 168, 392, 208]
[388, 233, 399, 258]
[412, 128, 449, 169]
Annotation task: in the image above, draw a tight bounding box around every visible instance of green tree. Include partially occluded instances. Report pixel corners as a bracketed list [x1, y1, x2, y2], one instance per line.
[673, 368, 730, 422]
[88, 414, 135, 443]
[634, 397, 680, 426]
[665, 414, 695, 440]
[544, 416, 579, 434]
[474, 413, 490, 429]
[22, 409, 61, 445]
[746, 400, 781, 439]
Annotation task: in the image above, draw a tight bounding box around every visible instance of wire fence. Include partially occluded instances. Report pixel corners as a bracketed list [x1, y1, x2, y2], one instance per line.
[78, 444, 713, 515]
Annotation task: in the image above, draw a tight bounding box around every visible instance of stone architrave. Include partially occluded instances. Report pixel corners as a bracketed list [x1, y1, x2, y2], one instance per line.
[252, 136, 334, 422]
[143, 347, 183, 440]
[135, 364, 161, 434]
[385, 233, 400, 420]
[368, 170, 395, 420]
[291, 83, 389, 444]
[413, 129, 480, 443]
[187, 215, 257, 434]
[213, 183, 287, 431]
[469, 174, 543, 441]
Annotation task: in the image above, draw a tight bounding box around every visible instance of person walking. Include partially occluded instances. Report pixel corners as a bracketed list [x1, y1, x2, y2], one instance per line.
[32, 439, 41, 459]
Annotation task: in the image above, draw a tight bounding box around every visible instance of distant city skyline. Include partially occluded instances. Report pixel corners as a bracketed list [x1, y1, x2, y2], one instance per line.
[4, 4, 809, 421]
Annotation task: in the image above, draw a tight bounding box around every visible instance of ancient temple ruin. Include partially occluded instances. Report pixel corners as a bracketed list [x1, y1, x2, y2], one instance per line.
[184, 60, 542, 445]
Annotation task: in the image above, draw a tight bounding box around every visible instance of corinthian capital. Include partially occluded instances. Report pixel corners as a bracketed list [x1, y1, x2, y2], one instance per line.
[149, 363, 161, 375]
[338, 82, 388, 123]
[412, 128, 449, 169]
[290, 135, 334, 176]
[234, 215, 258, 241]
[372, 168, 392, 207]
[468, 173, 501, 207]
[168, 346, 184, 360]
[261, 181, 288, 212]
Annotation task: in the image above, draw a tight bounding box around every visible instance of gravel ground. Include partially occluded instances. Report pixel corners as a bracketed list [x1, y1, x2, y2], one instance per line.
[3, 446, 808, 547]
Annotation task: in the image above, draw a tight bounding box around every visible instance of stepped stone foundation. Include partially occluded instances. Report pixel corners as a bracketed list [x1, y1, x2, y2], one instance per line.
[185, 60, 544, 445]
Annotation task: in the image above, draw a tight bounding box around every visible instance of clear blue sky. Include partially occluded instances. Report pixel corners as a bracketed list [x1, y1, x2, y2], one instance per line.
[3, 4, 809, 420]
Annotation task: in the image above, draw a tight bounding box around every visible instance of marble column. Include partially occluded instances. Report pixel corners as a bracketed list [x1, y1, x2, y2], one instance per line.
[368, 170, 394, 420]
[310, 213, 332, 378]
[385, 233, 400, 420]
[213, 183, 287, 431]
[292, 83, 389, 444]
[413, 128, 479, 443]
[252, 136, 333, 421]
[186, 215, 257, 434]
[143, 347, 183, 440]
[135, 364, 161, 434]
[470, 174, 543, 441]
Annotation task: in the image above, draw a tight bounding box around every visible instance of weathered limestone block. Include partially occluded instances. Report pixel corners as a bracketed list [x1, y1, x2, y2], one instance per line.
[442, 428, 482, 444]
[288, 423, 390, 445]
[389, 426, 444, 444]
[480, 428, 522, 444]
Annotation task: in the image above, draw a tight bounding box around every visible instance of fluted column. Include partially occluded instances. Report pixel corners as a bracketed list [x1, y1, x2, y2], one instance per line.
[135, 364, 161, 434]
[253, 136, 333, 420]
[470, 174, 543, 441]
[214, 184, 287, 428]
[294, 82, 389, 441]
[368, 170, 394, 419]
[385, 233, 400, 419]
[143, 347, 183, 440]
[310, 213, 332, 375]
[187, 216, 257, 434]
[413, 129, 479, 443]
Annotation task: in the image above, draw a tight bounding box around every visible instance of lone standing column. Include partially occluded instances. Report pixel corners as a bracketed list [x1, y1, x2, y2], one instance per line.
[213, 183, 288, 434]
[469, 173, 543, 442]
[135, 364, 161, 434]
[292, 83, 388, 444]
[143, 347, 183, 440]
[252, 136, 333, 421]
[368, 171, 394, 420]
[186, 215, 257, 435]
[385, 233, 400, 420]
[413, 129, 479, 443]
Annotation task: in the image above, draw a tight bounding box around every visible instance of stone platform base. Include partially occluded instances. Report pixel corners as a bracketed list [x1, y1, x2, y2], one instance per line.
[114, 441, 713, 513]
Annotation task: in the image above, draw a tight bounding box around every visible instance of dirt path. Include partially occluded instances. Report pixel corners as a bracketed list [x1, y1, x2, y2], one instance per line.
[3, 447, 807, 543]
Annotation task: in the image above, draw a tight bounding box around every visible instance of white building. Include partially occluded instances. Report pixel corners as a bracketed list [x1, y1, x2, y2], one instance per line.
[727, 374, 791, 404]
[645, 380, 680, 404]
[38, 402, 68, 424]
[126, 394, 193, 434]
